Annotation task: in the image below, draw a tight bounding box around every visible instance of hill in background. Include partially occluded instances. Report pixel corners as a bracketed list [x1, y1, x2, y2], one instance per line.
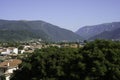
[76, 22, 120, 40]
[89, 28, 120, 40]
[0, 19, 82, 42]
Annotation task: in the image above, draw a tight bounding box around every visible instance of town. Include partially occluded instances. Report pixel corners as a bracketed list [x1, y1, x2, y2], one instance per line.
[0, 40, 85, 80]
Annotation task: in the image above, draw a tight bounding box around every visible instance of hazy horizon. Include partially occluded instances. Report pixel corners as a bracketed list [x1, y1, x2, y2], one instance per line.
[0, 0, 120, 31]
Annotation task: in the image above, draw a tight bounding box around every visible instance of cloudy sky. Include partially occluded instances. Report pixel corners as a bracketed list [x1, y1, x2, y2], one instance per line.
[0, 0, 120, 31]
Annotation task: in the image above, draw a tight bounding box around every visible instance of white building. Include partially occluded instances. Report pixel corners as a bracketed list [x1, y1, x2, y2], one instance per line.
[20, 50, 25, 54]
[1, 49, 11, 55]
[13, 48, 18, 54]
[1, 48, 18, 55]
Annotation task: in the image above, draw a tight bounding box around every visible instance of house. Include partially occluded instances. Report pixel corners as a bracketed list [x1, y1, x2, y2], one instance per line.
[0, 47, 4, 53]
[0, 59, 22, 80]
[20, 50, 25, 54]
[24, 45, 31, 49]
[1, 49, 11, 55]
[0, 47, 18, 55]
[70, 44, 78, 48]
[12, 48, 18, 54]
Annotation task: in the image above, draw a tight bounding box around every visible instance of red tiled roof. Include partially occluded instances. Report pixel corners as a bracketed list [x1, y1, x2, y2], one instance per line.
[0, 59, 22, 68]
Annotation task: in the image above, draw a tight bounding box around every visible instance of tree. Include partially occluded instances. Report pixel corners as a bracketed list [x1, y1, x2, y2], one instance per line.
[11, 40, 120, 80]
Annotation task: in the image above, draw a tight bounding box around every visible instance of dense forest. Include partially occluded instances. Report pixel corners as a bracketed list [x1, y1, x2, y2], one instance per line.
[11, 40, 120, 80]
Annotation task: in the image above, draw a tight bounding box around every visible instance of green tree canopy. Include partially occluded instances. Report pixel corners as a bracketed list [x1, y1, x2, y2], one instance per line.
[11, 40, 120, 80]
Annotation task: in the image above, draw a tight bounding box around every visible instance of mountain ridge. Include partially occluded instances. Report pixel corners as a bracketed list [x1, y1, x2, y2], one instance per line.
[0, 19, 82, 42]
[89, 28, 120, 40]
[76, 22, 120, 40]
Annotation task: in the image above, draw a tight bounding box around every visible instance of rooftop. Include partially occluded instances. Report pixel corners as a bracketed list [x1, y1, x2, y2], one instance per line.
[0, 59, 22, 68]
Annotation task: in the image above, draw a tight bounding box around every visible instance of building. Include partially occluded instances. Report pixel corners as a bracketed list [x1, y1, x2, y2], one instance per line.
[13, 48, 18, 54]
[1, 49, 11, 55]
[0, 47, 18, 55]
[0, 59, 22, 80]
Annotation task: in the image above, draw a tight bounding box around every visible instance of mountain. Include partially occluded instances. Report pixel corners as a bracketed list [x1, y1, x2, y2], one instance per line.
[76, 22, 120, 40]
[89, 28, 120, 40]
[0, 19, 82, 42]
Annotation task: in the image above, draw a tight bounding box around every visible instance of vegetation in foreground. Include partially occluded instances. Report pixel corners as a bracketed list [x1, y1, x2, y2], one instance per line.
[11, 40, 120, 80]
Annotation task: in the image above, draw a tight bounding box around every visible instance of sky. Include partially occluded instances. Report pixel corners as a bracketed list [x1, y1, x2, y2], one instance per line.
[0, 0, 120, 31]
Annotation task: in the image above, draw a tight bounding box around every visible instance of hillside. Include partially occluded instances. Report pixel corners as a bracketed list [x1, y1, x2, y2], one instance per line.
[89, 28, 120, 40]
[76, 22, 120, 40]
[0, 19, 82, 42]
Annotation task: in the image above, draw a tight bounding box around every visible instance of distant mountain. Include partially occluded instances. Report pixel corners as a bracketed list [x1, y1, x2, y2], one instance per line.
[76, 22, 120, 40]
[0, 19, 82, 42]
[89, 28, 120, 40]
